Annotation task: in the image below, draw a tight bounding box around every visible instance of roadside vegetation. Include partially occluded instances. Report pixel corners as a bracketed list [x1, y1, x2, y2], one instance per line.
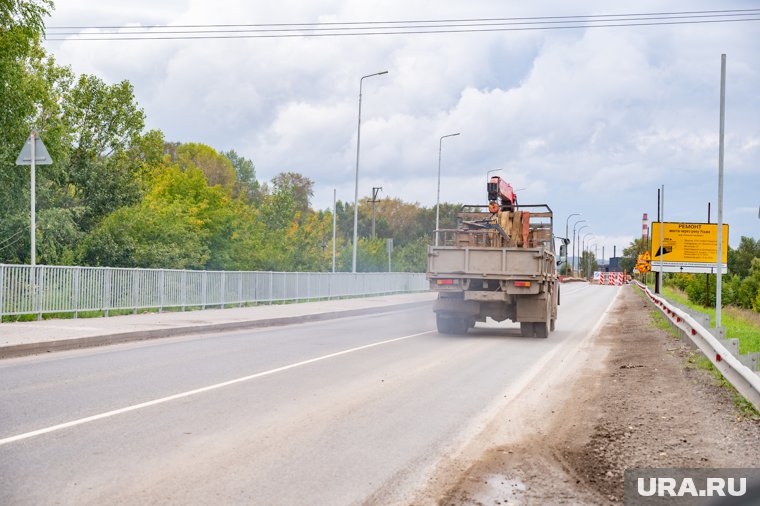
[659, 285, 760, 354]
[1, 1, 458, 273]
[635, 286, 760, 417]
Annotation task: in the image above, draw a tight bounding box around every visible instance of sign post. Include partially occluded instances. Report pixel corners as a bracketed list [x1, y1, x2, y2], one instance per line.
[16, 131, 53, 266]
[716, 54, 726, 327]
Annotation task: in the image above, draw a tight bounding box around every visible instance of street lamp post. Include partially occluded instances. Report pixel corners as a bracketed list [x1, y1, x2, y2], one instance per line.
[573, 221, 587, 276]
[435, 132, 460, 246]
[565, 213, 581, 274]
[352, 70, 388, 273]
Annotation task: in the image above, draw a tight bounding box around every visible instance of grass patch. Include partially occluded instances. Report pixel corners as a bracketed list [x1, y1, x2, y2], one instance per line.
[650, 309, 680, 338]
[661, 285, 760, 354]
[686, 351, 760, 419]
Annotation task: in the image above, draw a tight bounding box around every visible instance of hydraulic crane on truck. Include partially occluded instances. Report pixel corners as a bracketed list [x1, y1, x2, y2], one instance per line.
[487, 176, 518, 214]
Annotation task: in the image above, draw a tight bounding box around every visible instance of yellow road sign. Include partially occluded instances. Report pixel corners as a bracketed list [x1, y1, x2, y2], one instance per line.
[650, 222, 728, 273]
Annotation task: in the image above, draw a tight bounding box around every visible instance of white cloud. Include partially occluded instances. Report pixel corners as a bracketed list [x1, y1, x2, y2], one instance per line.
[43, 0, 760, 247]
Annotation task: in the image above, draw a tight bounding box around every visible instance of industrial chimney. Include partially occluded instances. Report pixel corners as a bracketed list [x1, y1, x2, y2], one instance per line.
[642, 213, 649, 241]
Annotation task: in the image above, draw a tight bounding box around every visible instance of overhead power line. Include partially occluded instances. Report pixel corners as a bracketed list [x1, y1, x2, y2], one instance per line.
[45, 9, 760, 41]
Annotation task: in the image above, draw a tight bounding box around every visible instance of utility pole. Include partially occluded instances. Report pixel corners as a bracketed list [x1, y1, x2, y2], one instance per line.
[368, 186, 382, 239]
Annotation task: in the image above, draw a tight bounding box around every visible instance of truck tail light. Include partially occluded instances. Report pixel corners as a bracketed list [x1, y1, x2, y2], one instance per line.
[514, 281, 531, 287]
[436, 279, 455, 285]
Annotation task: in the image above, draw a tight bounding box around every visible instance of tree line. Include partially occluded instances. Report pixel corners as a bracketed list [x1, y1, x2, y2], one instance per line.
[1, 1, 462, 273]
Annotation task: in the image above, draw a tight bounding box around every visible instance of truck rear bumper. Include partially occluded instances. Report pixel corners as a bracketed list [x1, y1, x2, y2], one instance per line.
[464, 291, 508, 302]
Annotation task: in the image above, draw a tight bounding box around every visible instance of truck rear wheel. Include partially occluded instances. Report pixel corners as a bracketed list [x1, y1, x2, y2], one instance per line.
[436, 315, 469, 335]
[534, 320, 549, 338]
[436, 315, 451, 334]
[520, 322, 534, 337]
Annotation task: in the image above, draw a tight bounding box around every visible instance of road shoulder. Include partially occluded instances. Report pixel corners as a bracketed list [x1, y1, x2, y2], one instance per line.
[428, 285, 760, 504]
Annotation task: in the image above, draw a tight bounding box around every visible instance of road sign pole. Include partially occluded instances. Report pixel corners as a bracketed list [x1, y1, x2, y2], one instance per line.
[16, 130, 52, 268]
[716, 54, 726, 328]
[30, 131, 36, 267]
[659, 185, 664, 294]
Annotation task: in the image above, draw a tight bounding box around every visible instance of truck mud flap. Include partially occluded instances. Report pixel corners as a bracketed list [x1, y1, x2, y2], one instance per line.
[433, 298, 480, 316]
[516, 293, 550, 322]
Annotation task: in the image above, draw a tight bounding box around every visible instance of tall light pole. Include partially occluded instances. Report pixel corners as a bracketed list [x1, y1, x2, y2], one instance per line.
[565, 213, 581, 274]
[572, 221, 587, 276]
[436, 132, 460, 246]
[352, 70, 388, 273]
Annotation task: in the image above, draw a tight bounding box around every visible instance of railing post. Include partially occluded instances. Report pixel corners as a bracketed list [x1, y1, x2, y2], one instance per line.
[269, 272, 273, 305]
[37, 265, 44, 320]
[132, 269, 138, 314]
[221, 272, 226, 308]
[104, 267, 111, 317]
[202, 271, 207, 310]
[159, 270, 165, 313]
[73, 267, 80, 319]
[0, 264, 4, 323]
[181, 270, 187, 311]
[238, 272, 243, 307]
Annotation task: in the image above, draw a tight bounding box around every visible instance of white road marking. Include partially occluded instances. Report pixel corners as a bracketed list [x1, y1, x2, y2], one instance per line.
[0, 330, 434, 447]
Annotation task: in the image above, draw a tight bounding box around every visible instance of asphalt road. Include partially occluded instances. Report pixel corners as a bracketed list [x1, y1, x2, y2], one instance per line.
[0, 283, 619, 505]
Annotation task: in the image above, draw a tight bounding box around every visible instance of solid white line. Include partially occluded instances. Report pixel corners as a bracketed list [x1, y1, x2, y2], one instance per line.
[0, 330, 434, 447]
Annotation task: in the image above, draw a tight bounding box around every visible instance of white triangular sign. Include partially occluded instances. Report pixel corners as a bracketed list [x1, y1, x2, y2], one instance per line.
[16, 133, 53, 165]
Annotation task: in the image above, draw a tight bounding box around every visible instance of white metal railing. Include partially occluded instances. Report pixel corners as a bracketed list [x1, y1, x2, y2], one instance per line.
[635, 281, 760, 411]
[0, 264, 428, 321]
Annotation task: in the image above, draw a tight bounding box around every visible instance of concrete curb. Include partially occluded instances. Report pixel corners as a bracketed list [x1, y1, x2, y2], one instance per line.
[0, 300, 432, 359]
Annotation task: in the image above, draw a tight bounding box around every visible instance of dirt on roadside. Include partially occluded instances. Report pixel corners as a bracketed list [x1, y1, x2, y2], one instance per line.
[435, 285, 760, 505]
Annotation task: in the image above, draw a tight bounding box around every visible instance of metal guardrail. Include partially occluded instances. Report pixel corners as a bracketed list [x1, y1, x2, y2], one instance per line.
[0, 264, 428, 321]
[635, 281, 760, 411]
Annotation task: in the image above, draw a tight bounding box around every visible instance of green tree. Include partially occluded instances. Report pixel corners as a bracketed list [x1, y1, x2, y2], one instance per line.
[579, 250, 598, 278]
[176, 143, 236, 190]
[272, 172, 314, 216]
[80, 202, 210, 269]
[736, 258, 760, 311]
[728, 236, 760, 279]
[392, 236, 428, 272]
[223, 149, 261, 203]
[0, 0, 52, 34]
[0, 0, 54, 263]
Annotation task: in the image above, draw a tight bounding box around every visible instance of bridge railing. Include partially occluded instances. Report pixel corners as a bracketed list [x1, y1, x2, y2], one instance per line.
[0, 264, 428, 321]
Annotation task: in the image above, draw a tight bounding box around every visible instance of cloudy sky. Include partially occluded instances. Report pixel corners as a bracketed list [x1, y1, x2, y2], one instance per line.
[42, 1, 759, 257]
